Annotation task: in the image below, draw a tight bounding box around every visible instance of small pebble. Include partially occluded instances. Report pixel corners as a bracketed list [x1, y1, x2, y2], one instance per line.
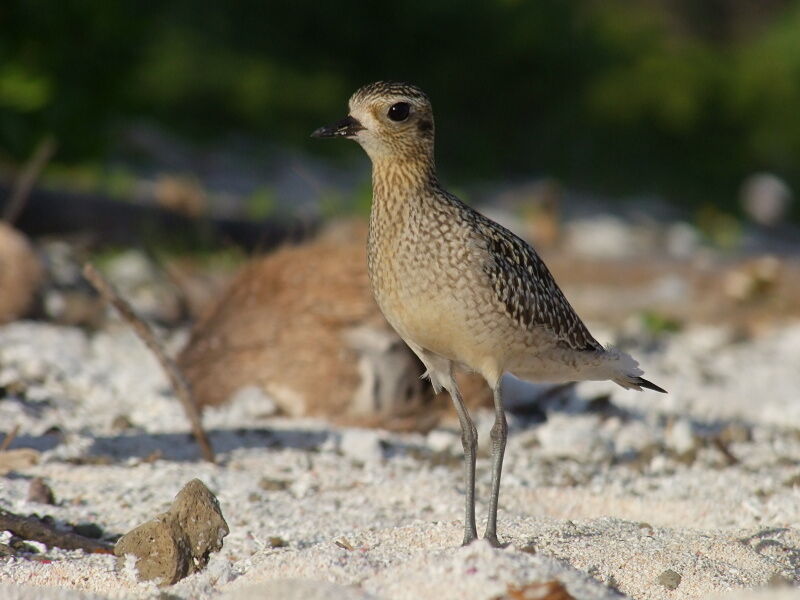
[783, 474, 800, 488]
[427, 430, 457, 453]
[27, 477, 55, 505]
[73, 522, 103, 539]
[9, 536, 38, 554]
[657, 569, 682, 590]
[717, 422, 751, 444]
[665, 419, 696, 456]
[536, 414, 613, 463]
[340, 429, 384, 463]
[111, 415, 134, 431]
[258, 477, 289, 491]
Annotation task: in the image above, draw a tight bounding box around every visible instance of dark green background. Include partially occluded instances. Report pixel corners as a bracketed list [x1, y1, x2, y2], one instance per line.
[2, 1, 800, 211]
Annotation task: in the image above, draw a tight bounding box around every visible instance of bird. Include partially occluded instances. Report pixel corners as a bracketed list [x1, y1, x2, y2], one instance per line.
[312, 81, 666, 548]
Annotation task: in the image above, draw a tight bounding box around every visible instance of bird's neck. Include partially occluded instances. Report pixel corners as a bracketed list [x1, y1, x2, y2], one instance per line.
[370, 153, 439, 216]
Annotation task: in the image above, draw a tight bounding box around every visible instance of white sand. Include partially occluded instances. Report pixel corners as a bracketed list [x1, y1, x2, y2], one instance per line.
[1, 320, 800, 599]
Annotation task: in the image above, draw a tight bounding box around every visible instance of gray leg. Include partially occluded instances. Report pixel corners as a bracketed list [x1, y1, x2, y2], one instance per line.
[483, 381, 507, 547]
[449, 384, 478, 545]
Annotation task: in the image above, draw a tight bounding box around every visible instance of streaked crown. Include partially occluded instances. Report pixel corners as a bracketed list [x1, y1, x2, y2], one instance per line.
[348, 81, 435, 161]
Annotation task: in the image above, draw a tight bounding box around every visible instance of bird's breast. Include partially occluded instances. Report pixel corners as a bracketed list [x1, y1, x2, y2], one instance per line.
[367, 214, 511, 371]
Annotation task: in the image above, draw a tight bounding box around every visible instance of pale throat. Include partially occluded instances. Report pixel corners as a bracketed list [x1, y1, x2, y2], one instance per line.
[370, 147, 437, 198]
[365, 156, 435, 249]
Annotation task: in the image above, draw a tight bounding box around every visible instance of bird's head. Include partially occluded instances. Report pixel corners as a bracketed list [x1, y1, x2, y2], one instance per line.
[312, 81, 434, 163]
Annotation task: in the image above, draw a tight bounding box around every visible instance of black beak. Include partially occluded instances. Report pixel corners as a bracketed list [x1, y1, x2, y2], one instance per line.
[311, 115, 364, 139]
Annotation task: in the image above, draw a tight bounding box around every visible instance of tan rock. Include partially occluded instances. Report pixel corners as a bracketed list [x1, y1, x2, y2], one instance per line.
[114, 479, 228, 586]
[26, 477, 55, 505]
[0, 223, 43, 324]
[115, 517, 190, 586]
[0, 448, 40, 476]
[169, 479, 229, 569]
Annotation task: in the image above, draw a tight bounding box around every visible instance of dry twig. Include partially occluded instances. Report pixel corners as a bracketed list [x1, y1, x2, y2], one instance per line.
[0, 424, 20, 453]
[2, 136, 57, 224]
[0, 508, 113, 555]
[82, 263, 215, 462]
[334, 538, 355, 551]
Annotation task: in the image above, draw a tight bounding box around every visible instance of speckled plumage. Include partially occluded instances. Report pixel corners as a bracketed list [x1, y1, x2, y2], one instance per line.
[314, 80, 665, 547]
[350, 82, 660, 392]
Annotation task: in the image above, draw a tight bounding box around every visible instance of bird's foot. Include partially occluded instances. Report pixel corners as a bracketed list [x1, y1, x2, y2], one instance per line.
[461, 531, 478, 546]
[483, 533, 507, 548]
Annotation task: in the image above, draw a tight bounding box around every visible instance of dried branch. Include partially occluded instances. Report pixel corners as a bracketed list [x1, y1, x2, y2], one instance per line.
[0, 424, 20, 453]
[82, 263, 215, 463]
[0, 509, 113, 555]
[2, 136, 57, 224]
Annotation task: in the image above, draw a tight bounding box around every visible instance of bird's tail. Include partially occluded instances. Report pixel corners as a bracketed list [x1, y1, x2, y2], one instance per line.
[605, 347, 667, 393]
[613, 374, 667, 393]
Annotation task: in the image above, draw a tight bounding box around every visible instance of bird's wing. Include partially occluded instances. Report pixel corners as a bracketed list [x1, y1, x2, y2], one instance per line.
[474, 215, 603, 353]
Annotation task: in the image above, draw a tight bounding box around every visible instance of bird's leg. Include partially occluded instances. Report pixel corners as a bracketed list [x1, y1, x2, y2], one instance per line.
[483, 381, 507, 547]
[449, 384, 478, 545]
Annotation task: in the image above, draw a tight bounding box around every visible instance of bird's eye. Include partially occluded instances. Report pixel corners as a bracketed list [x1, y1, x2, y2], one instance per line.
[387, 102, 411, 122]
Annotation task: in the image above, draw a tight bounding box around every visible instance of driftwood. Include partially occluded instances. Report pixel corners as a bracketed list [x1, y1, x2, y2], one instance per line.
[83, 263, 215, 463]
[0, 508, 113, 555]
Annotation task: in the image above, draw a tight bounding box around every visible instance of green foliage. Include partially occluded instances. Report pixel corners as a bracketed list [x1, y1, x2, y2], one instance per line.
[638, 311, 683, 336]
[2, 0, 800, 212]
[694, 205, 744, 250]
[245, 186, 278, 220]
[0, 63, 52, 112]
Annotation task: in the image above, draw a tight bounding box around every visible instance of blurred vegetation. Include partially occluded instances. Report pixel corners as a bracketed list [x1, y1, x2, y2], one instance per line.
[637, 310, 683, 336]
[2, 0, 800, 211]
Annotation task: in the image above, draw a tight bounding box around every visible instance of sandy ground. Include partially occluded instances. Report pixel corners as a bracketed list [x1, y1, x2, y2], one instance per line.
[1, 319, 800, 599]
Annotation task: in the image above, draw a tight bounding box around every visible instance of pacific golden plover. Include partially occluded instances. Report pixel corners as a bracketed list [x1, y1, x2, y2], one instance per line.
[313, 81, 666, 547]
